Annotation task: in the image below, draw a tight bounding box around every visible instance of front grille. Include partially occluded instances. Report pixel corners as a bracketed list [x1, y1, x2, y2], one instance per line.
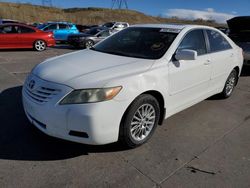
[24, 83, 61, 104]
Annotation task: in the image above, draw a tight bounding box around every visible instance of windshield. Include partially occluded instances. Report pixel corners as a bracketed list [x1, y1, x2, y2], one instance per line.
[85, 28, 103, 35]
[37, 24, 47, 29]
[92, 27, 178, 59]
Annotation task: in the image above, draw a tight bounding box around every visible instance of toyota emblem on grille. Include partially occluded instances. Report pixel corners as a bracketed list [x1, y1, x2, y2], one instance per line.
[28, 80, 35, 90]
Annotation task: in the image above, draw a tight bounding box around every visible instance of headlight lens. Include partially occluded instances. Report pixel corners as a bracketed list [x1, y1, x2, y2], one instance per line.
[60, 86, 122, 105]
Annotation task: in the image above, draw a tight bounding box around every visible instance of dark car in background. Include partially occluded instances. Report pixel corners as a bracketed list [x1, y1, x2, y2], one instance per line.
[76, 24, 99, 33]
[68, 27, 111, 48]
[0, 23, 55, 51]
[227, 16, 250, 65]
[38, 22, 79, 41]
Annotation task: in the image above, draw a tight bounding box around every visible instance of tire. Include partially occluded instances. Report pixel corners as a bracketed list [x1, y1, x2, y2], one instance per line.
[119, 94, 160, 148]
[85, 40, 94, 49]
[34, 40, 46, 51]
[220, 69, 238, 98]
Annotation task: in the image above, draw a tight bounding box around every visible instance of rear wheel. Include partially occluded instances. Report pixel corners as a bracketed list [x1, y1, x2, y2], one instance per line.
[119, 94, 160, 148]
[34, 40, 46, 51]
[220, 69, 238, 98]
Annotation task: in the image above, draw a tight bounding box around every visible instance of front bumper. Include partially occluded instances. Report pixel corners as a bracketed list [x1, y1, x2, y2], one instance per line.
[47, 38, 56, 47]
[22, 74, 128, 145]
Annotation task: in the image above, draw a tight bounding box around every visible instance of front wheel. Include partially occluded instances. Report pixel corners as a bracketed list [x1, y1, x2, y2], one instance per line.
[220, 69, 238, 98]
[34, 40, 46, 51]
[85, 40, 94, 49]
[119, 94, 160, 148]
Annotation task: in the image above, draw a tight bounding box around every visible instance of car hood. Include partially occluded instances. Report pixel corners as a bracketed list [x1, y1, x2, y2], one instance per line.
[32, 49, 155, 89]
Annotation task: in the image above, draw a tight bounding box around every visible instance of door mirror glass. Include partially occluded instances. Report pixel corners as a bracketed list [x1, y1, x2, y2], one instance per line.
[175, 49, 197, 61]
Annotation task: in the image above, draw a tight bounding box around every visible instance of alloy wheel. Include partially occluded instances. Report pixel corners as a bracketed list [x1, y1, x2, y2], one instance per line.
[85, 40, 94, 49]
[130, 104, 156, 142]
[35, 40, 46, 51]
[225, 72, 236, 96]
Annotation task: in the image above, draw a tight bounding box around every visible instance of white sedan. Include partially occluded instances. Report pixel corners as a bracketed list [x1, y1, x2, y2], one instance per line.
[22, 24, 243, 148]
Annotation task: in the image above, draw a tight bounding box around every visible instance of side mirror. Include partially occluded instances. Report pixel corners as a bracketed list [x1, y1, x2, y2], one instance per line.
[175, 49, 197, 61]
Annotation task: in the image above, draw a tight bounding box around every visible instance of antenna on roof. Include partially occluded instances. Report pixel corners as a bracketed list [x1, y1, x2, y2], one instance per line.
[111, 0, 128, 9]
[42, 0, 52, 7]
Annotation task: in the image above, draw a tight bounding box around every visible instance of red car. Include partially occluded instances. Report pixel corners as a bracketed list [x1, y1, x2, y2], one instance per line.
[0, 23, 55, 51]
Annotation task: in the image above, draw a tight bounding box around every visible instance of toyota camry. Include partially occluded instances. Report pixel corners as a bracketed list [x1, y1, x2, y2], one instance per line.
[22, 24, 243, 148]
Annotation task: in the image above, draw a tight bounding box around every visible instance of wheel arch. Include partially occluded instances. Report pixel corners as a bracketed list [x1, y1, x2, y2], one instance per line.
[141, 90, 166, 125]
[120, 90, 166, 128]
[233, 66, 240, 85]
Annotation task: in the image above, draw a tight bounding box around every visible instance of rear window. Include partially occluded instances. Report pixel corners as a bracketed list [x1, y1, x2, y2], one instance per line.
[206, 30, 232, 52]
[19, 26, 35, 33]
[59, 24, 68, 29]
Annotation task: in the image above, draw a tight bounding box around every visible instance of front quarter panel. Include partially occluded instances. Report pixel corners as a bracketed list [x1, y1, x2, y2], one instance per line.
[105, 60, 169, 110]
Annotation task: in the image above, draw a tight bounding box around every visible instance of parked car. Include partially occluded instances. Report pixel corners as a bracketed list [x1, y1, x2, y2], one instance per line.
[102, 22, 129, 32]
[22, 24, 243, 148]
[227, 16, 250, 65]
[37, 22, 79, 41]
[0, 23, 55, 51]
[76, 24, 99, 33]
[68, 27, 111, 48]
[215, 27, 229, 35]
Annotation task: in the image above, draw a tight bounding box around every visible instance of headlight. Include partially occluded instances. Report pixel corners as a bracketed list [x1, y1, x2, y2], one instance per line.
[60, 86, 122, 105]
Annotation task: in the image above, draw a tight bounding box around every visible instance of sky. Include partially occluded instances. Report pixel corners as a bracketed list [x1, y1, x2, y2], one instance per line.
[2, 0, 250, 23]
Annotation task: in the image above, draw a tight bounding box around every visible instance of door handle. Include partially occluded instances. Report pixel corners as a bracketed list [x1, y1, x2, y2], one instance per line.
[230, 53, 234, 57]
[204, 60, 211, 65]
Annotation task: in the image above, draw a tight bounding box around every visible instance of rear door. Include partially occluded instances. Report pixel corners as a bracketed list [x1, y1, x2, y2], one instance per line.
[168, 29, 212, 111]
[17, 26, 36, 47]
[205, 29, 235, 90]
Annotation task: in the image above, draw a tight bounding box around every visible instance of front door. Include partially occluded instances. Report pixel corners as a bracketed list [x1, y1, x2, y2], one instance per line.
[168, 29, 212, 112]
[0, 25, 19, 48]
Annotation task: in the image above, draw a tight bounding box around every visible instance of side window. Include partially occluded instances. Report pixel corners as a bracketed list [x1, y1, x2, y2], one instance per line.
[44, 24, 57, 31]
[178, 29, 207, 56]
[59, 24, 68, 29]
[206, 30, 232, 52]
[19, 26, 35, 33]
[98, 30, 110, 37]
[122, 23, 128, 28]
[1, 26, 13, 33]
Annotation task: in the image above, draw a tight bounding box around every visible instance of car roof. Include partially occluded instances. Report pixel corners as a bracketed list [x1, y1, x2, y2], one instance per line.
[46, 21, 73, 24]
[0, 23, 37, 29]
[0, 19, 17, 21]
[130, 24, 213, 31]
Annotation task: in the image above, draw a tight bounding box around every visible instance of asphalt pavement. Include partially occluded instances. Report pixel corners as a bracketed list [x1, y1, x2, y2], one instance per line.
[0, 46, 250, 188]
